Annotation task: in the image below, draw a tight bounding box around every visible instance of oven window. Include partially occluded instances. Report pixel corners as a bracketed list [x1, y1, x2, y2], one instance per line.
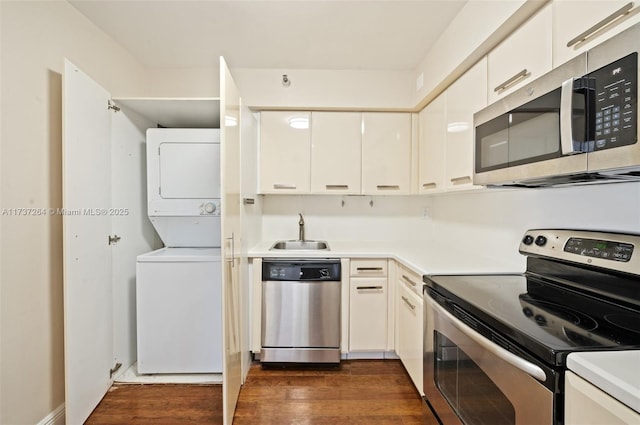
[435, 332, 515, 425]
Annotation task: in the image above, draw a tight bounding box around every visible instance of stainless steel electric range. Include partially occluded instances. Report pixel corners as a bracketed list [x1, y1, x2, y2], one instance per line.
[423, 229, 640, 425]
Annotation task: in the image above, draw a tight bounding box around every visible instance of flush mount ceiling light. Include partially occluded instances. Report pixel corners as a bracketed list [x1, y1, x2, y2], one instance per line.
[288, 116, 309, 129]
[447, 121, 469, 133]
[224, 115, 238, 127]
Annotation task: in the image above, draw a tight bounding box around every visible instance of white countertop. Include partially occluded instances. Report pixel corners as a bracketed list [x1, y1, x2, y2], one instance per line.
[248, 239, 521, 276]
[567, 351, 640, 413]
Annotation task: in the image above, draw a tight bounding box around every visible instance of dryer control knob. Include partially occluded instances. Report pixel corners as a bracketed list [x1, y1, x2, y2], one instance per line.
[204, 202, 216, 214]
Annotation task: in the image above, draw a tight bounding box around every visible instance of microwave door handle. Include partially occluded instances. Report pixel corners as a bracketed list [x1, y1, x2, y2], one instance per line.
[560, 78, 582, 155]
[428, 297, 547, 382]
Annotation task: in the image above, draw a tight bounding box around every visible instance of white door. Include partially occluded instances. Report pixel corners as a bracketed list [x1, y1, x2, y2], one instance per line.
[62, 60, 114, 425]
[220, 57, 242, 424]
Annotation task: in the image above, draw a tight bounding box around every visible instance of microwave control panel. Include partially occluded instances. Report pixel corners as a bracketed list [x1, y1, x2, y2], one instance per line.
[592, 52, 637, 150]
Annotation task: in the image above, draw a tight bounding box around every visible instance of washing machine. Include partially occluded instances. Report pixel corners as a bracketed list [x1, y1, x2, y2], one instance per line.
[136, 247, 222, 373]
[136, 128, 222, 374]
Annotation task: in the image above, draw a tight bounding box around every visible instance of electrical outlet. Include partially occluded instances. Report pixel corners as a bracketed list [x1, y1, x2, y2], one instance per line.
[421, 207, 430, 220]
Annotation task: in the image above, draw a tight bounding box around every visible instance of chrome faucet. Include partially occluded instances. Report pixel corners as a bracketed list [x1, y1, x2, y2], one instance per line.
[298, 213, 305, 241]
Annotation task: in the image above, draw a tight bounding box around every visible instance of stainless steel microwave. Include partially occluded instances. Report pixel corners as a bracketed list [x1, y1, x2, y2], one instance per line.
[474, 23, 639, 187]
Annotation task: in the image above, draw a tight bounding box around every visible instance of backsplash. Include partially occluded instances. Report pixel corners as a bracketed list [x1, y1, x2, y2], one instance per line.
[259, 182, 640, 270]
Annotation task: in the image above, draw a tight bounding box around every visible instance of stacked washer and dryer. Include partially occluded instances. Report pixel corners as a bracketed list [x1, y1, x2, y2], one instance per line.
[136, 128, 222, 374]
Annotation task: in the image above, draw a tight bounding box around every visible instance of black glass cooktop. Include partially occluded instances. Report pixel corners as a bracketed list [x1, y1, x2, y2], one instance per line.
[424, 268, 640, 367]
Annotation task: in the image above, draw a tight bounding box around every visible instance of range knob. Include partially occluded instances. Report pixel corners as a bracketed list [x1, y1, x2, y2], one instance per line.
[204, 202, 216, 214]
[522, 235, 534, 245]
[535, 235, 547, 247]
[534, 314, 547, 326]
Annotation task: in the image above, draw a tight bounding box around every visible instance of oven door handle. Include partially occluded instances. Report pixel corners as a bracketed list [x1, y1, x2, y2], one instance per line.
[428, 297, 547, 382]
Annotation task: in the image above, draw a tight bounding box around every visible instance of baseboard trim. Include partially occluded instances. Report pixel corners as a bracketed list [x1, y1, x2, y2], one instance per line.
[37, 404, 65, 425]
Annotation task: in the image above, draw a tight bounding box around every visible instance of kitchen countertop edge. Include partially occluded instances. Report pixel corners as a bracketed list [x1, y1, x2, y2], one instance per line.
[567, 351, 640, 413]
[248, 240, 522, 277]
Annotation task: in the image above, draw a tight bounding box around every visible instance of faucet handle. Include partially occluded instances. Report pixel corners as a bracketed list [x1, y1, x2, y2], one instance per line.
[298, 212, 304, 224]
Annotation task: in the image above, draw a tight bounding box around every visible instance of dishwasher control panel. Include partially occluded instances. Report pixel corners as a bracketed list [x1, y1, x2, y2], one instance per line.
[262, 259, 341, 281]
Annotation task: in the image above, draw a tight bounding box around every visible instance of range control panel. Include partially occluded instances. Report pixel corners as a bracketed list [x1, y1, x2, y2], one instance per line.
[519, 229, 640, 275]
[591, 52, 637, 150]
[564, 237, 633, 262]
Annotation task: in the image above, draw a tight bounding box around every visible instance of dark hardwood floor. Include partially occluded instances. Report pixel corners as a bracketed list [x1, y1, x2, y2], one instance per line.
[86, 359, 438, 425]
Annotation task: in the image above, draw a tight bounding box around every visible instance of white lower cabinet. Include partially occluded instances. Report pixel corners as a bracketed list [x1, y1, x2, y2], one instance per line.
[349, 259, 388, 352]
[565, 371, 640, 424]
[395, 265, 423, 394]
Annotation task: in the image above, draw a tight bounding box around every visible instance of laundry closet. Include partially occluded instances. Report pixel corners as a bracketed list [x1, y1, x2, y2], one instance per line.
[61, 60, 240, 424]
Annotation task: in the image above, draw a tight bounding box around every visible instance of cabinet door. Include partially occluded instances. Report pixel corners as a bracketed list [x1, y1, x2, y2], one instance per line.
[259, 111, 310, 194]
[311, 112, 362, 194]
[565, 372, 640, 424]
[362, 113, 412, 194]
[349, 278, 388, 351]
[63, 60, 114, 425]
[553, 1, 640, 67]
[396, 282, 423, 394]
[445, 57, 487, 191]
[221, 57, 243, 424]
[488, 4, 552, 104]
[418, 93, 446, 194]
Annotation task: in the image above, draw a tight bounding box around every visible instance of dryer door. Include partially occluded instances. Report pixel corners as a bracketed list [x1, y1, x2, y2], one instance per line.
[159, 142, 221, 199]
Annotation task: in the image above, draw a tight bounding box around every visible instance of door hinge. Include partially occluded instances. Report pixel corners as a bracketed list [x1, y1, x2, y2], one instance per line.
[110, 363, 122, 378]
[108, 234, 121, 245]
[107, 100, 121, 112]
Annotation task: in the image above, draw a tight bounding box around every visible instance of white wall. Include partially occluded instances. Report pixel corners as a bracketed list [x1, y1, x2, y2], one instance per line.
[0, 2, 202, 423]
[232, 68, 414, 110]
[259, 183, 640, 273]
[426, 183, 640, 269]
[261, 195, 428, 242]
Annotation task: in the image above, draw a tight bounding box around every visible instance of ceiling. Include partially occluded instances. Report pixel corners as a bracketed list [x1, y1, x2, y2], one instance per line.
[68, 0, 467, 71]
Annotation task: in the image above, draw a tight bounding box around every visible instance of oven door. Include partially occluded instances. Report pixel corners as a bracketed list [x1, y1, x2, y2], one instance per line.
[424, 297, 553, 425]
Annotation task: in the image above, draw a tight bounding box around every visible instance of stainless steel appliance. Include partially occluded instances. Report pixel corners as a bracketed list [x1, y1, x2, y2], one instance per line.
[423, 229, 640, 425]
[261, 258, 341, 364]
[474, 23, 639, 187]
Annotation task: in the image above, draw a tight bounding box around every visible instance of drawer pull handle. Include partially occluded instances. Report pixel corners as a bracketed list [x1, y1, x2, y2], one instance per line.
[422, 182, 437, 189]
[356, 267, 384, 271]
[450, 175, 472, 184]
[376, 185, 400, 190]
[567, 2, 635, 47]
[402, 296, 416, 310]
[494, 69, 529, 93]
[273, 184, 296, 189]
[402, 274, 417, 287]
[325, 184, 349, 190]
[357, 286, 384, 290]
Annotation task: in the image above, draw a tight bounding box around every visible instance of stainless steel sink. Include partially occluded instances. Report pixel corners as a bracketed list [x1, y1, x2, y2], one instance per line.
[270, 240, 330, 251]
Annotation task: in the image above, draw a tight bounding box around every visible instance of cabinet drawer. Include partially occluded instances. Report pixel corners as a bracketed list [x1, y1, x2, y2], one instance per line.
[350, 259, 388, 277]
[398, 264, 422, 295]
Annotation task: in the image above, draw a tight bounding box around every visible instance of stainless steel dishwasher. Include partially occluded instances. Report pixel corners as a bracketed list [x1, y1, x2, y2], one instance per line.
[261, 258, 341, 364]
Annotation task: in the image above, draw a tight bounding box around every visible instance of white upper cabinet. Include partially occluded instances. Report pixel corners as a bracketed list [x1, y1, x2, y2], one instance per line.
[361, 112, 412, 195]
[553, 0, 640, 67]
[418, 93, 446, 194]
[311, 111, 362, 194]
[445, 57, 487, 191]
[259, 111, 311, 194]
[487, 4, 552, 104]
